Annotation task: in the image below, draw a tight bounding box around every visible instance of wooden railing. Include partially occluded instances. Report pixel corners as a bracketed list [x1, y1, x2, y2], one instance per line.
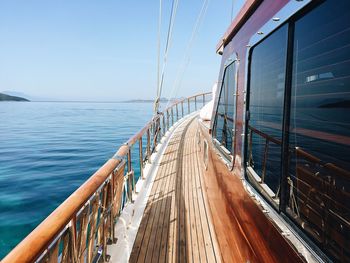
[2, 92, 211, 263]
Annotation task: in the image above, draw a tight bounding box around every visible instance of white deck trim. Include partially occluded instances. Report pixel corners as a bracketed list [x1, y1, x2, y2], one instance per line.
[108, 112, 197, 263]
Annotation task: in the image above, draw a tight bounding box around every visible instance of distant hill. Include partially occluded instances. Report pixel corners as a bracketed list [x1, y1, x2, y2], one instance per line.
[0, 92, 29, 102]
[1, 90, 53, 101]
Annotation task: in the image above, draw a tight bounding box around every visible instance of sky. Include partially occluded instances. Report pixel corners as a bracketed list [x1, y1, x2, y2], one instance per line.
[0, 0, 244, 101]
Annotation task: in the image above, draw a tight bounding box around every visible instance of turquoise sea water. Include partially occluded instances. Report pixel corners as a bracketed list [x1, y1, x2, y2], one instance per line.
[0, 101, 154, 258]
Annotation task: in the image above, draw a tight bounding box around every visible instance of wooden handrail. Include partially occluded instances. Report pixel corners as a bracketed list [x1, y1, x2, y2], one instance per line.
[2, 91, 211, 263]
[163, 91, 211, 112]
[2, 157, 122, 263]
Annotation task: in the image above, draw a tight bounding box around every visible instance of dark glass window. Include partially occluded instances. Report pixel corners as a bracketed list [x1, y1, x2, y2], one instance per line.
[213, 61, 237, 154]
[286, 1, 350, 261]
[247, 25, 288, 196]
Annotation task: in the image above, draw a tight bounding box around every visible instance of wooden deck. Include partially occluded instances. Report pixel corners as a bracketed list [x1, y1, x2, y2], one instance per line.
[129, 116, 221, 263]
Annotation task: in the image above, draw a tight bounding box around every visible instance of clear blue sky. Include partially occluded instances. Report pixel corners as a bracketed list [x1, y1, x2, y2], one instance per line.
[0, 1, 243, 101]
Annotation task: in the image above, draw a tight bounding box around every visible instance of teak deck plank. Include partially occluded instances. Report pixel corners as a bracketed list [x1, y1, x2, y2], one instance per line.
[187, 137, 200, 262]
[195, 147, 220, 262]
[192, 140, 207, 263]
[194, 148, 215, 262]
[129, 133, 177, 263]
[151, 131, 178, 263]
[130, 117, 222, 263]
[183, 132, 193, 262]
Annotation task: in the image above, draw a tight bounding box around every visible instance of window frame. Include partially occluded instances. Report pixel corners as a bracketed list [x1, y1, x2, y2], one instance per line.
[212, 54, 239, 168]
[244, 0, 319, 212]
[243, 1, 345, 261]
[245, 23, 289, 211]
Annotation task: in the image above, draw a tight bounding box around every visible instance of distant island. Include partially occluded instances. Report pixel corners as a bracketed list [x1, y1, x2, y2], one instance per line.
[0, 92, 30, 102]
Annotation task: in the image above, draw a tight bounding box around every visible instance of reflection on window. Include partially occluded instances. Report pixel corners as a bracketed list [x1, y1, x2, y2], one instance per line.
[286, 1, 350, 261]
[248, 25, 288, 195]
[213, 61, 237, 154]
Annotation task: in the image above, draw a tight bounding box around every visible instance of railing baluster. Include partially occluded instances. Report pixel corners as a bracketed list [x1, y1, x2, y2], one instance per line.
[188, 98, 190, 114]
[162, 113, 166, 136]
[147, 128, 151, 163]
[171, 107, 174, 126]
[88, 195, 99, 263]
[97, 185, 106, 261]
[152, 126, 159, 153]
[101, 182, 111, 261]
[61, 229, 70, 263]
[127, 147, 135, 198]
[48, 238, 60, 263]
[154, 118, 159, 147]
[166, 110, 170, 131]
[77, 205, 89, 263]
[158, 117, 161, 143]
[203, 93, 205, 106]
[112, 164, 125, 219]
[108, 171, 117, 244]
[261, 139, 269, 183]
[61, 224, 76, 263]
[176, 104, 178, 121]
[127, 146, 132, 172]
[181, 101, 184, 117]
[139, 138, 144, 179]
[195, 96, 197, 110]
[38, 237, 61, 263]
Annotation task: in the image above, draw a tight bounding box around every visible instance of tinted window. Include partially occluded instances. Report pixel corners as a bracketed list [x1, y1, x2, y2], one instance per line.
[248, 25, 288, 195]
[287, 1, 350, 261]
[213, 61, 237, 153]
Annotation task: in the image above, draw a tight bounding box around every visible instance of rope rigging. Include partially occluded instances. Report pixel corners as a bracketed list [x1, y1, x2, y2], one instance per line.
[154, 0, 180, 114]
[154, 0, 210, 113]
[156, 0, 162, 114]
[165, 0, 210, 109]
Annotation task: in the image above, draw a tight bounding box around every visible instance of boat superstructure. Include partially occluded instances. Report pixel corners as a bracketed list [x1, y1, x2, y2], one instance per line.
[2, 0, 350, 262]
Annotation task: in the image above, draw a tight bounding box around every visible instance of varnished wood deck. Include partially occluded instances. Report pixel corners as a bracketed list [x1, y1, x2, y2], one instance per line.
[129, 116, 221, 263]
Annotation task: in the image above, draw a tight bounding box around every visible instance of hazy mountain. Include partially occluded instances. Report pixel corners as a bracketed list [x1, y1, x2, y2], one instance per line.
[1, 91, 53, 101]
[0, 92, 29, 101]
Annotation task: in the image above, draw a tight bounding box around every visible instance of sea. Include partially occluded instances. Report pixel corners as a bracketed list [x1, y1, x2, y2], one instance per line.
[0, 101, 154, 259]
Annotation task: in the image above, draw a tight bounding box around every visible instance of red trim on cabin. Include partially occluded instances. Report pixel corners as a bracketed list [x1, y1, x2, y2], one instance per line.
[216, 0, 263, 53]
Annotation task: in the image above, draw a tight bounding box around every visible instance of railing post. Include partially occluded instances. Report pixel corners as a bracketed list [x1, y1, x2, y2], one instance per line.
[139, 138, 144, 179]
[171, 107, 174, 126]
[203, 93, 205, 106]
[261, 139, 269, 183]
[157, 117, 161, 143]
[127, 147, 135, 200]
[188, 98, 190, 114]
[176, 104, 179, 121]
[88, 196, 99, 263]
[195, 96, 197, 110]
[153, 118, 159, 149]
[151, 122, 155, 149]
[147, 128, 151, 163]
[181, 101, 184, 117]
[167, 110, 170, 131]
